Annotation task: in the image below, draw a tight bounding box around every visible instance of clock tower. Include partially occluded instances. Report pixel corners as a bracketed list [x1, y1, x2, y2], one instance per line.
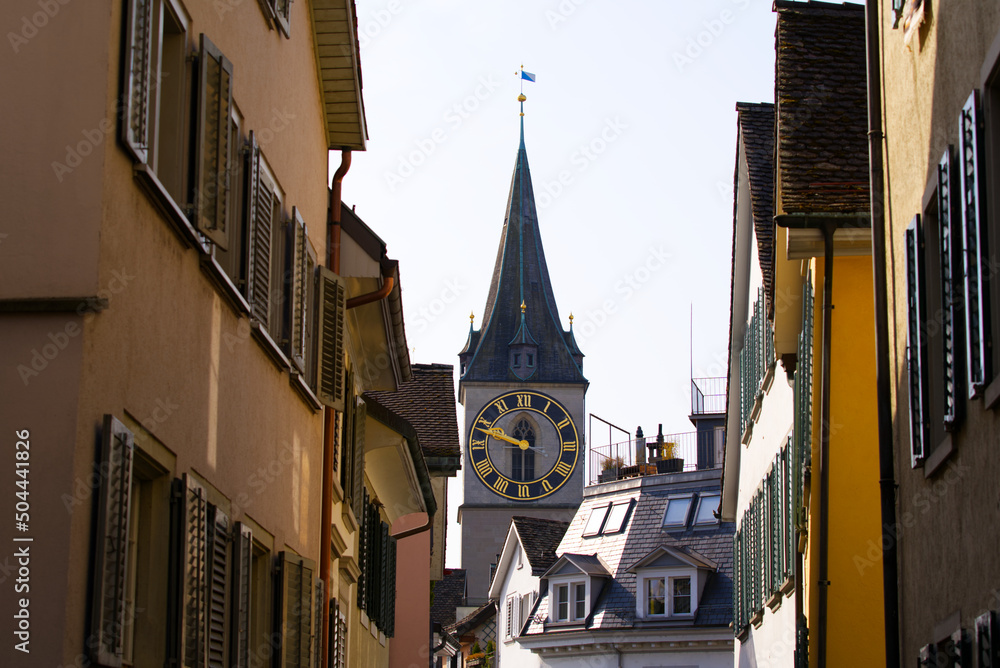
[458, 100, 587, 601]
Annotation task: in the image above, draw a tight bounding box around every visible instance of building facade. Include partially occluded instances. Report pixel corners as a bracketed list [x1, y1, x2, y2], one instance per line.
[458, 111, 588, 602]
[0, 1, 437, 667]
[878, 0, 1000, 663]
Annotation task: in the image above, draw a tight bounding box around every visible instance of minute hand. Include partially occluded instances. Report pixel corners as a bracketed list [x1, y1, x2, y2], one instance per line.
[476, 427, 529, 449]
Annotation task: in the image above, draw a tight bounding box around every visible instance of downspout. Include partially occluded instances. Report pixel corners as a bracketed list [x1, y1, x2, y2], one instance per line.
[346, 274, 394, 309]
[320, 149, 351, 668]
[817, 221, 834, 668]
[866, 0, 901, 665]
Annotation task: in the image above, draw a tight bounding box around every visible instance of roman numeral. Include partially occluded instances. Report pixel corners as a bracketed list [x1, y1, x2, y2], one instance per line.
[471, 439, 486, 449]
[518, 485, 530, 498]
[544, 401, 551, 412]
[556, 417, 571, 430]
[541, 480, 553, 492]
[516, 394, 532, 408]
[492, 478, 509, 494]
[562, 441, 577, 451]
[474, 459, 493, 477]
[554, 462, 572, 477]
[492, 399, 510, 414]
[477, 417, 491, 428]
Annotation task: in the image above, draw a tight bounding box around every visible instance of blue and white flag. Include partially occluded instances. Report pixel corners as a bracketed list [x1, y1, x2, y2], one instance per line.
[521, 70, 536, 82]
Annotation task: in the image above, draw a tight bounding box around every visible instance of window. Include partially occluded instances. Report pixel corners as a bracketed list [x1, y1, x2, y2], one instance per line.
[646, 578, 665, 616]
[555, 584, 569, 621]
[275, 551, 321, 668]
[527, 353, 534, 367]
[511, 418, 535, 481]
[357, 489, 397, 637]
[638, 572, 696, 619]
[582, 504, 609, 537]
[693, 493, 720, 526]
[513, 353, 521, 366]
[662, 495, 693, 529]
[330, 599, 348, 668]
[574, 583, 587, 620]
[249, 539, 272, 668]
[672, 577, 692, 614]
[258, 0, 292, 37]
[552, 582, 586, 622]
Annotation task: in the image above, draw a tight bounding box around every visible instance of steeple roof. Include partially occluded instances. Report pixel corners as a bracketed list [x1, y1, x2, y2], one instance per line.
[460, 116, 586, 385]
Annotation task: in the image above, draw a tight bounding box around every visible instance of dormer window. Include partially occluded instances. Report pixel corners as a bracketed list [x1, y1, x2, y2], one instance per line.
[693, 493, 720, 526]
[513, 353, 521, 366]
[645, 576, 692, 617]
[583, 499, 634, 537]
[553, 582, 587, 622]
[662, 495, 694, 529]
[628, 545, 717, 621]
[527, 353, 534, 367]
[542, 553, 610, 626]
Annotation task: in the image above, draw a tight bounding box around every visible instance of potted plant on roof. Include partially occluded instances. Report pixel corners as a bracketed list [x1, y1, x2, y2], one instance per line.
[599, 455, 624, 483]
[467, 641, 485, 667]
[656, 440, 684, 474]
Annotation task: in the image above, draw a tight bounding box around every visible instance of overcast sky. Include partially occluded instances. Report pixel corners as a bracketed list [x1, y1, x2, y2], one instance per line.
[335, 0, 781, 567]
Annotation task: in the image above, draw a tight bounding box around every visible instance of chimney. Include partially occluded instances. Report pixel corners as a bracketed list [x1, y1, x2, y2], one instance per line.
[635, 426, 645, 464]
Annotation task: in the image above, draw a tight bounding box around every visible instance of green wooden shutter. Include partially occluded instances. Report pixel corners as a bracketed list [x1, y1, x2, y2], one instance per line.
[207, 506, 230, 668]
[356, 489, 368, 610]
[960, 91, 990, 397]
[193, 34, 233, 249]
[938, 147, 962, 427]
[231, 523, 252, 668]
[181, 475, 209, 668]
[246, 131, 273, 328]
[121, 0, 153, 162]
[315, 266, 346, 410]
[90, 415, 135, 667]
[351, 401, 367, 520]
[905, 216, 929, 466]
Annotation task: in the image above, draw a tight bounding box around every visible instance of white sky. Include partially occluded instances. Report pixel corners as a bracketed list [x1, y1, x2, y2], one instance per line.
[335, 0, 781, 568]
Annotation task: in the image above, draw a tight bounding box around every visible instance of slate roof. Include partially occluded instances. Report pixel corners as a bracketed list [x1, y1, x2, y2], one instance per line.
[736, 102, 776, 317]
[445, 600, 496, 638]
[511, 516, 569, 576]
[365, 363, 460, 460]
[522, 473, 734, 636]
[774, 0, 870, 215]
[459, 118, 587, 386]
[430, 568, 466, 628]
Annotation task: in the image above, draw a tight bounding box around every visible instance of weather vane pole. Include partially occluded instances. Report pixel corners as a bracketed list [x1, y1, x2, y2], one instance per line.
[516, 65, 535, 117]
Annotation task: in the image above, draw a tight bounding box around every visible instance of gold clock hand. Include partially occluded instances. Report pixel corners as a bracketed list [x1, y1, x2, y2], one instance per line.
[476, 427, 530, 450]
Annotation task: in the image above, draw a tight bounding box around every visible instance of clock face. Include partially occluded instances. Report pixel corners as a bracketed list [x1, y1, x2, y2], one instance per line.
[468, 390, 579, 501]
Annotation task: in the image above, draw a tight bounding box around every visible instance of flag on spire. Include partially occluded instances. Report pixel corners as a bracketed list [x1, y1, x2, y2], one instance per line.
[521, 70, 536, 82]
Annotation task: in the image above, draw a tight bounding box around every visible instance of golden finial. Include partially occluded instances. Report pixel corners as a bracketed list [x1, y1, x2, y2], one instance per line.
[469, 311, 475, 324]
[569, 312, 574, 326]
[520, 301, 527, 314]
[518, 94, 526, 102]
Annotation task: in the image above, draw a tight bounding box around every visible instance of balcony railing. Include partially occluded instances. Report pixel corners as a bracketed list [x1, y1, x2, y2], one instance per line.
[691, 376, 727, 415]
[588, 429, 723, 486]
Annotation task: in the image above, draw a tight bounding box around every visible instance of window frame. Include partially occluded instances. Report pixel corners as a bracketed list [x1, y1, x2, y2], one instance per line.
[693, 492, 721, 527]
[548, 578, 588, 624]
[662, 494, 694, 529]
[635, 568, 698, 620]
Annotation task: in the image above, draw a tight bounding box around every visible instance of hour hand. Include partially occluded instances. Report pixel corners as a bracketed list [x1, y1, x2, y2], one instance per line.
[476, 427, 530, 450]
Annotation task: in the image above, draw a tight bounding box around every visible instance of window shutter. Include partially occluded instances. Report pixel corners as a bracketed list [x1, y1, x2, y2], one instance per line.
[315, 266, 346, 410]
[311, 578, 323, 668]
[938, 147, 963, 427]
[351, 400, 367, 520]
[277, 552, 315, 668]
[918, 644, 936, 667]
[193, 34, 234, 249]
[90, 415, 135, 667]
[273, 0, 291, 36]
[379, 521, 389, 632]
[977, 611, 998, 667]
[960, 90, 990, 397]
[121, 0, 153, 162]
[356, 488, 368, 610]
[246, 131, 273, 328]
[286, 208, 310, 370]
[905, 216, 929, 466]
[180, 475, 209, 668]
[207, 506, 230, 668]
[230, 523, 252, 668]
[386, 534, 396, 637]
[505, 597, 513, 639]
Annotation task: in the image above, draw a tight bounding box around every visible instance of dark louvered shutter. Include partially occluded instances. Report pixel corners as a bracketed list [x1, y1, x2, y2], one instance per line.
[207, 506, 230, 668]
[938, 147, 963, 427]
[918, 645, 936, 667]
[386, 534, 396, 637]
[905, 216, 929, 466]
[351, 401, 367, 519]
[121, 0, 153, 162]
[230, 523, 252, 668]
[193, 34, 233, 248]
[277, 552, 314, 668]
[977, 611, 998, 667]
[960, 90, 990, 397]
[379, 522, 389, 631]
[315, 267, 346, 409]
[311, 579, 323, 668]
[246, 131, 273, 328]
[356, 488, 368, 610]
[90, 415, 135, 667]
[182, 475, 209, 668]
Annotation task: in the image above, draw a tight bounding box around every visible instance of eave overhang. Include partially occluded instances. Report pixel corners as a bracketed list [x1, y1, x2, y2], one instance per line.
[309, 0, 368, 150]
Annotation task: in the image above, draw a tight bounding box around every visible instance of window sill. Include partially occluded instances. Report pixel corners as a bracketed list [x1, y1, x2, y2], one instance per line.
[736, 624, 750, 643]
[290, 371, 322, 412]
[766, 591, 783, 611]
[251, 321, 291, 371]
[200, 253, 251, 317]
[134, 164, 201, 249]
[984, 374, 1000, 410]
[780, 576, 795, 596]
[750, 609, 764, 628]
[741, 421, 753, 446]
[923, 433, 955, 479]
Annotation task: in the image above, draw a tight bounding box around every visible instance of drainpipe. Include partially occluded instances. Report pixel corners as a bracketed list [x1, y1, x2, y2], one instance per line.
[817, 222, 835, 668]
[866, 1, 901, 665]
[346, 273, 395, 309]
[320, 149, 351, 668]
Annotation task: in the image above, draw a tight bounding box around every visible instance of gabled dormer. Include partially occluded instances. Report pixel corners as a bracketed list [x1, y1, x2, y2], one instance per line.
[626, 545, 718, 622]
[540, 553, 611, 626]
[508, 303, 539, 380]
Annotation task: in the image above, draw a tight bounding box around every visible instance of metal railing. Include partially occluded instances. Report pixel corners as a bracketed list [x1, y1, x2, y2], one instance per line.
[588, 429, 723, 486]
[691, 376, 727, 415]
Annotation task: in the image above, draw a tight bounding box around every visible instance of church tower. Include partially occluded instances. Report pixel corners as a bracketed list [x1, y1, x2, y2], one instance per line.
[458, 96, 588, 601]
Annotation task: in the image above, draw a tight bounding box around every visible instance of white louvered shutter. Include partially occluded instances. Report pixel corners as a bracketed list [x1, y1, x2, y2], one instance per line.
[90, 415, 135, 667]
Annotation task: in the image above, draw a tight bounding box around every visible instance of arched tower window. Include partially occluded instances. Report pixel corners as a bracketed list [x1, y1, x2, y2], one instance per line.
[511, 418, 535, 481]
